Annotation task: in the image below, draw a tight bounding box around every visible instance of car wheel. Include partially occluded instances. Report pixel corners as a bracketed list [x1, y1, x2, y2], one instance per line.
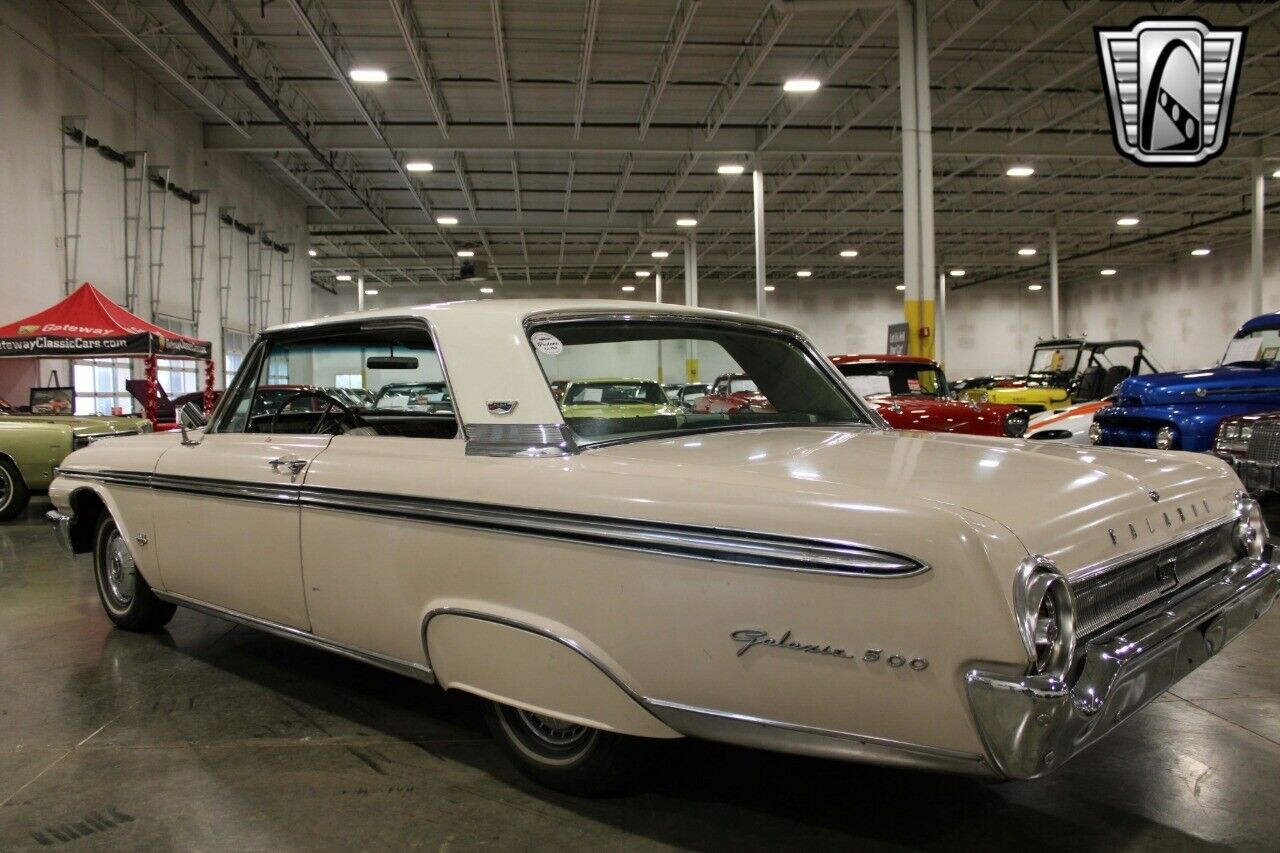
[486, 701, 650, 796]
[93, 514, 175, 631]
[0, 457, 31, 522]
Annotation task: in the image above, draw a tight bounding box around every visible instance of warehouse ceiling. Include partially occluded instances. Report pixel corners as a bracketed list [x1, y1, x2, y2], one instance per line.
[61, 0, 1280, 292]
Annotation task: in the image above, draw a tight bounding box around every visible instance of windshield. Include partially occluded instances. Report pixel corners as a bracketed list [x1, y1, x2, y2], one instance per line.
[1029, 344, 1082, 374]
[836, 362, 945, 397]
[1222, 328, 1280, 366]
[529, 320, 867, 445]
[726, 377, 758, 394]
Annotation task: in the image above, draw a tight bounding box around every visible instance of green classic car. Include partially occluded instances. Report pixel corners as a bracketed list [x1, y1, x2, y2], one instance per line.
[0, 412, 151, 521]
[559, 378, 682, 420]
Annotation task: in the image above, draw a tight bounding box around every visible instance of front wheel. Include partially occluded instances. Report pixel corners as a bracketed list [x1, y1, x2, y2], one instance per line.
[93, 515, 175, 631]
[486, 701, 651, 796]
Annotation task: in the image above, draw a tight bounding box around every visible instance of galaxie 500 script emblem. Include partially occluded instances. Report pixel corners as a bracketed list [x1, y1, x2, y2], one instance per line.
[731, 629, 927, 671]
[1095, 18, 1245, 166]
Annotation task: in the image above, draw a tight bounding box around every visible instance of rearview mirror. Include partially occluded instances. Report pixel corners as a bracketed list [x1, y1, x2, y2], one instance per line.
[367, 356, 419, 370]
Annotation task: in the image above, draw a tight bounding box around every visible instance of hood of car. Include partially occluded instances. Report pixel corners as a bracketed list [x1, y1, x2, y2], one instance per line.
[1115, 365, 1280, 406]
[590, 426, 1239, 576]
[0, 415, 149, 435]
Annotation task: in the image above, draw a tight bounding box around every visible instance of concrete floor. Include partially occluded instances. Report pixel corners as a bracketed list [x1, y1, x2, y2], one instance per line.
[1, 499, 1278, 852]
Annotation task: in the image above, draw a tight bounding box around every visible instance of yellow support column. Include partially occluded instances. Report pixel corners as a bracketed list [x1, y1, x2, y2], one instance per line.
[905, 299, 935, 360]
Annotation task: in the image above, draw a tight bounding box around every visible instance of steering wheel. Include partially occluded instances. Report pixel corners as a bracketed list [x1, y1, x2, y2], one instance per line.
[269, 390, 365, 435]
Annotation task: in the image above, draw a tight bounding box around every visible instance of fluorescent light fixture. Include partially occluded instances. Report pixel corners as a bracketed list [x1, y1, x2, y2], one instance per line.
[364, 288, 379, 295]
[405, 160, 433, 172]
[676, 218, 698, 227]
[796, 270, 812, 278]
[621, 285, 636, 292]
[1116, 216, 1140, 226]
[839, 249, 858, 258]
[650, 250, 669, 258]
[307, 249, 317, 257]
[456, 250, 475, 258]
[335, 274, 352, 281]
[1100, 268, 1117, 276]
[783, 78, 821, 93]
[949, 269, 966, 277]
[1273, 168, 1280, 178]
[717, 164, 745, 175]
[764, 285, 775, 292]
[895, 284, 906, 291]
[349, 68, 388, 83]
[1017, 247, 1037, 256]
[1006, 165, 1035, 177]
[479, 287, 494, 294]
[1191, 248, 1211, 257]
[635, 270, 651, 278]
[1027, 284, 1042, 291]
[436, 216, 458, 225]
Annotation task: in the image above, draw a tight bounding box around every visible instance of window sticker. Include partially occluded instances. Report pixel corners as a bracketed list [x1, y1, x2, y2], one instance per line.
[846, 375, 892, 397]
[530, 331, 563, 356]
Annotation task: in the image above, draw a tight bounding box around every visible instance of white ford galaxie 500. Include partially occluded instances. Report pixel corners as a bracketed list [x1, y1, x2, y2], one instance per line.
[49, 301, 1277, 794]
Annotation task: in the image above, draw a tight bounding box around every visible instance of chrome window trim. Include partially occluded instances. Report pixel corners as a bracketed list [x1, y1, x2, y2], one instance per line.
[463, 423, 577, 457]
[54, 468, 928, 578]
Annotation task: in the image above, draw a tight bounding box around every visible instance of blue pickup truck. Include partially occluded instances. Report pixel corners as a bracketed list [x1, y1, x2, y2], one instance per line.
[1092, 311, 1280, 452]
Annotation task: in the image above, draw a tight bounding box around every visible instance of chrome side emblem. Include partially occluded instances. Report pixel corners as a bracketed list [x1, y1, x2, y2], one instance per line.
[732, 630, 927, 671]
[133, 533, 148, 546]
[1194, 387, 1208, 398]
[486, 400, 518, 416]
[1128, 523, 1139, 540]
[1096, 18, 1246, 167]
[1109, 528, 1118, 546]
[1148, 489, 1160, 503]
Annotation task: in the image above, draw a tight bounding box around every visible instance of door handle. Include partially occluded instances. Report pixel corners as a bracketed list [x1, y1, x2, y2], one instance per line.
[268, 458, 307, 479]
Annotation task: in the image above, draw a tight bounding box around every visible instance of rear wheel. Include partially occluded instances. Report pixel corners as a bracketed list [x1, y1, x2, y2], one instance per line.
[0, 458, 30, 522]
[486, 701, 650, 796]
[93, 515, 175, 631]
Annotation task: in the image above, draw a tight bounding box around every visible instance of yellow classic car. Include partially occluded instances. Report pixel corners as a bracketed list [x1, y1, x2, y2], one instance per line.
[960, 337, 1161, 413]
[559, 378, 681, 420]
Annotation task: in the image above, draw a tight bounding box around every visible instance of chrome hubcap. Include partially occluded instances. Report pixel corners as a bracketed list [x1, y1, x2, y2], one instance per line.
[105, 531, 137, 606]
[515, 709, 589, 748]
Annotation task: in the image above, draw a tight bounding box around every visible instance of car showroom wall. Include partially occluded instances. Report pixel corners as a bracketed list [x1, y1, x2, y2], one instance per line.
[0, 1, 310, 396]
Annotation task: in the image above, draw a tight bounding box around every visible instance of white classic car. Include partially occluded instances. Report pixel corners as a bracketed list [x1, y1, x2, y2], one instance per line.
[48, 301, 1277, 794]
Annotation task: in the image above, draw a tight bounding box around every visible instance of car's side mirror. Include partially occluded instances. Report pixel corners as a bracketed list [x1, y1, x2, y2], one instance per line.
[178, 401, 207, 446]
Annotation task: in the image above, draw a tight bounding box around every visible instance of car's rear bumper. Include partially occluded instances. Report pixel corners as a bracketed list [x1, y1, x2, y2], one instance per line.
[966, 556, 1278, 779]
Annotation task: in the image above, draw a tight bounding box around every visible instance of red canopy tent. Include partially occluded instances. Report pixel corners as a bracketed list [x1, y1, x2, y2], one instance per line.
[0, 282, 215, 424]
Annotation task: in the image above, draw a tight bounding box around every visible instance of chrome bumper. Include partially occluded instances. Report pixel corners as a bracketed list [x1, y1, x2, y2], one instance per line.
[966, 557, 1279, 780]
[46, 510, 74, 556]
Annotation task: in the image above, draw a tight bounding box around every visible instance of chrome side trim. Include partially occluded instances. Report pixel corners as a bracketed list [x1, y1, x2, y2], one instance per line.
[644, 699, 990, 775]
[463, 423, 577, 458]
[56, 468, 153, 489]
[55, 469, 928, 578]
[155, 591, 435, 683]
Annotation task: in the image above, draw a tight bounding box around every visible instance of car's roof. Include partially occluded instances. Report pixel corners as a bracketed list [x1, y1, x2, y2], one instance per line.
[1238, 313, 1280, 335]
[830, 353, 936, 366]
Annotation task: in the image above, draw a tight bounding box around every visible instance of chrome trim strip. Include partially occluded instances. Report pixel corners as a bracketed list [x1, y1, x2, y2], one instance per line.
[463, 423, 577, 457]
[56, 468, 927, 577]
[155, 591, 435, 683]
[57, 468, 153, 489]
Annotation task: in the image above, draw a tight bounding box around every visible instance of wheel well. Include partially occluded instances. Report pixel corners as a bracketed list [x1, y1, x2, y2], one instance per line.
[68, 488, 108, 554]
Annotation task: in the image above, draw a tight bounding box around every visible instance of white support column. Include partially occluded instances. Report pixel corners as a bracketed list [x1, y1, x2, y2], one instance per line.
[684, 235, 698, 307]
[357, 271, 365, 312]
[937, 270, 946, 367]
[654, 268, 663, 304]
[1049, 226, 1061, 337]
[898, 0, 935, 358]
[753, 168, 767, 317]
[1253, 159, 1266, 317]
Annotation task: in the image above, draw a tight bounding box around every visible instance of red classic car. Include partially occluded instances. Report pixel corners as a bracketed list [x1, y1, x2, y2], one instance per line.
[831, 354, 1029, 438]
[691, 373, 776, 415]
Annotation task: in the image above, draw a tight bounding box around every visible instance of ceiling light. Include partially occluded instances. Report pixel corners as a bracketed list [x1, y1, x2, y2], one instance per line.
[479, 287, 494, 294]
[335, 274, 352, 281]
[1191, 248, 1211, 257]
[676, 218, 698, 227]
[839, 249, 858, 258]
[307, 249, 317, 257]
[1006, 165, 1035, 177]
[1027, 284, 1043, 291]
[651, 250, 669, 258]
[349, 68, 388, 83]
[895, 284, 906, 291]
[1116, 216, 1140, 226]
[436, 215, 458, 225]
[456, 250, 475, 258]
[764, 285, 775, 292]
[364, 288, 379, 295]
[949, 269, 965, 277]
[783, 78, 821, 93]
[1017, 247, 1037, 256]
[621, 285, 636, 292]
[635, 270, 651, 278]
[1273, 168, 1280, 178]
[405, 161, 433, 172]
[1100, 268, 1117, 276]
[796, 270, 812, 278]
[717, 164, 745, 175]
